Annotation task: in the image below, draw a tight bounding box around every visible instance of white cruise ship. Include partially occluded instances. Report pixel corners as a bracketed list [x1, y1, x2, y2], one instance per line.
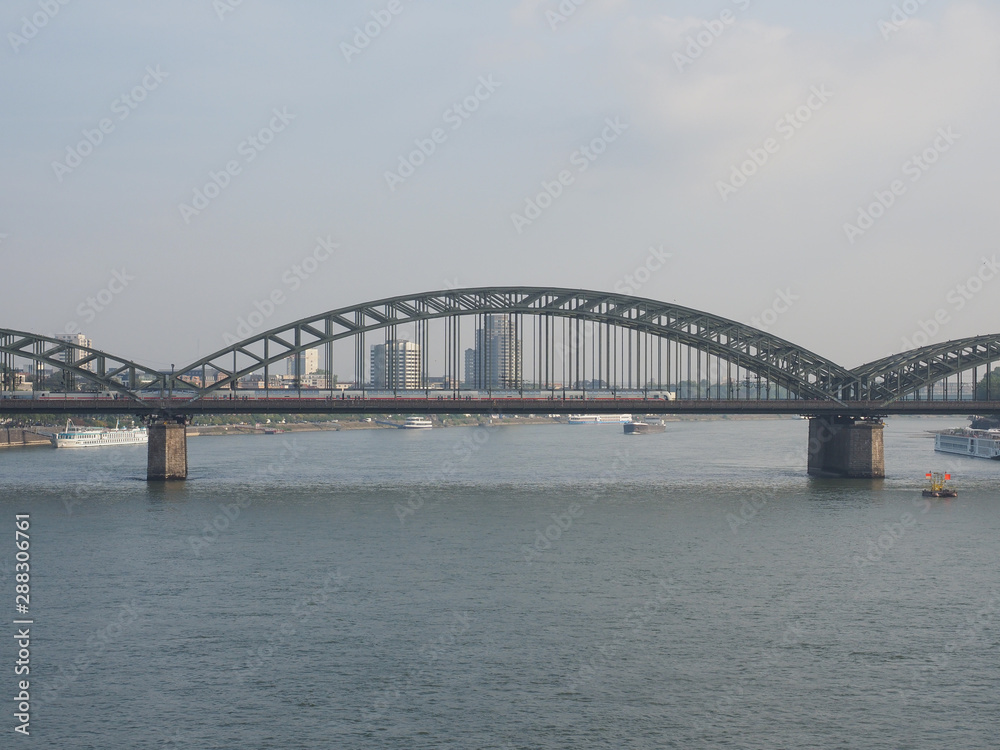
[53, 420, 149, 448]
[401, 416, 433, 429]
[568, 414, 632, 424]
[934, 429, 1000, 460]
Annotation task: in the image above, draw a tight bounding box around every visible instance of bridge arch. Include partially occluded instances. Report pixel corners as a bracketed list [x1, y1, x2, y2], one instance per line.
[173, 287, 853, 402]
[0, 329, 169, 399]
[842, 335, 1000, 403]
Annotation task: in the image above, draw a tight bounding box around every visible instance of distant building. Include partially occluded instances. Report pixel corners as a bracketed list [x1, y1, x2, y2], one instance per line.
[464, 348, 477, 388]
[428, 376, 460, 390]
[0, 370, 29, 391]
[286, 349, 319, 377]
[54, 333, 93, 372]
[370, 340, 421, 389]
[301, 372, 333, 389]
[238, 374, 267, 389]
[179, 369, 223, 388]
[464, 315, 522, 389]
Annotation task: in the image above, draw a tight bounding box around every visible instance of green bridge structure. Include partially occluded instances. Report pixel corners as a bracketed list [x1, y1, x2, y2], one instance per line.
[3, 287, 998, 480]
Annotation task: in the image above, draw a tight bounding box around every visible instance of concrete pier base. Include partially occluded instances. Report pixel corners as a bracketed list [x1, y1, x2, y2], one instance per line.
[147, 419, 188, 481]
[807, 416, 885, 478]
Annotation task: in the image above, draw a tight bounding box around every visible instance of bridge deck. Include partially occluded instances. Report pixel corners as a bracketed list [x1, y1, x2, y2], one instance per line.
[2, 396, 997, 417]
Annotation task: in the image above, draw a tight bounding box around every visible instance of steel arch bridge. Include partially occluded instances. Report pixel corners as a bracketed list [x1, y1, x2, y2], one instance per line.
[0, 330, 166, 401]
[2, 287, 1000, 410]
[838, 335, 1000, 404]
[169, 287, 856, 403]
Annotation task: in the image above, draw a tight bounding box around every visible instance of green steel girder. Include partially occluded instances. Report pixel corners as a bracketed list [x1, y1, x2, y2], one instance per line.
[0, 329, 178, 399]
[7, 291, 998, 407]
[840, 335, 1000, 403]
[170, 287, 854, 402]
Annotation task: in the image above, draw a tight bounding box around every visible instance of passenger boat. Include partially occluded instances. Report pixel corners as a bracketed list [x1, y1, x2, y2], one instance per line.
[401, 416, 433, 429]
[53, 419, 148, 448]
[568, 414, 632, 424]
[934, 429, 1000, 460]
[922, 471, 957, 498]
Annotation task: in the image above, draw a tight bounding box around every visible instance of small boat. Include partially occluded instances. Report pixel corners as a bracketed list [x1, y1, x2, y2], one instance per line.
[922, 471, 957, 498]
[401, 416, 433, 429]
[624, 420, 666, 435]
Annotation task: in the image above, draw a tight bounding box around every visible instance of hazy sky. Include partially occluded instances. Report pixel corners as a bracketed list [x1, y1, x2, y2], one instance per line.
[3, 0, 998, 372]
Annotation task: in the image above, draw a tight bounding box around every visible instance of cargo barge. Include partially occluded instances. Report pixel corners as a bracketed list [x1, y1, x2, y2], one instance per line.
[624, 420, 666, 435]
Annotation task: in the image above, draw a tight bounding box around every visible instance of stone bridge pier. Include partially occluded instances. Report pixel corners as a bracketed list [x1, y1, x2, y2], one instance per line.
[147, 417, 188, 481]
[807, 416, 885, 478]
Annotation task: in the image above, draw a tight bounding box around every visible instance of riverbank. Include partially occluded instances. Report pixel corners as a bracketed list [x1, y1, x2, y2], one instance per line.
[0, 428, 52, 449]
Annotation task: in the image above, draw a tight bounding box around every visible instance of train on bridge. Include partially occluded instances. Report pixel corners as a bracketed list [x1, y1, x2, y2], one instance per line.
[1, 389, 679, 402]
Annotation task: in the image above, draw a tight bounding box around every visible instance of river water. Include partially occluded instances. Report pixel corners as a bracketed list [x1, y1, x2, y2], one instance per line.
[0, 415, 998, 749]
